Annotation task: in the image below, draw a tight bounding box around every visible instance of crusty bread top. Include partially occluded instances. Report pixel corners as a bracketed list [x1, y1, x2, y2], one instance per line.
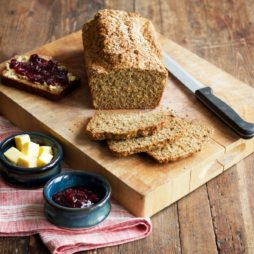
[82, 9, 167, 75]
[86, 110, 168, 140]
[2, 55, 78, 94]
[148, 120, 213, 163]
[107, 116, 186, 156]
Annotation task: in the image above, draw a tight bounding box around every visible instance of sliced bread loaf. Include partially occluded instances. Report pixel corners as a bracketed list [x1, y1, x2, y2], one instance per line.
[82, 9, 168, 109]
[108, 116, 185, 157]
[86, 111, 168, 140]
[147, 120, 212, 163]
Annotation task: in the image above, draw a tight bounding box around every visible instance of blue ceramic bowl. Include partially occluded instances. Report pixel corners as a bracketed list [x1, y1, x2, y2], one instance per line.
[0, 131, 63, 188]
[43, 171, 111, 229]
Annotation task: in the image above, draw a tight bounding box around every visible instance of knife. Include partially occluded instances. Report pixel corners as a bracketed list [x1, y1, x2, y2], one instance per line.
[163, 52, 254, 139]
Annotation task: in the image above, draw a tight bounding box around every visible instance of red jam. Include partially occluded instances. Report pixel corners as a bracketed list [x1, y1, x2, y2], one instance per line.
[9, 54, 69, 86]
[52, 186, 100, 208]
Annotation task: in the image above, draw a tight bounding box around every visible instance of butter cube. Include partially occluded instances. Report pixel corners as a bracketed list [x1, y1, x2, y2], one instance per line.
[37, 152, 53, 167]
[39, 146, 53, 156]
[21, 141, 40, 158]
[4, 147, 24, 164]
[17, 156, 37, 168]
[15, 134, 30, 151]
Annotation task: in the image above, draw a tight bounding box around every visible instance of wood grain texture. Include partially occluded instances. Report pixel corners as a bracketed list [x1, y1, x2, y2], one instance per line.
[178, 186, 217, 254]
[207, 154, 254, 254]
[0, 237, 29, 254]
[97, 204, 181, 254]
[0, 1, 254, 254]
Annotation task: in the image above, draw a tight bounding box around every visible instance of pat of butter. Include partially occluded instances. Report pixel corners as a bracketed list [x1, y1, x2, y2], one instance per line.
[21, 141, 40, 158]
[17, 156, 37, 168]
[39, 146, 53, 156]
[15, 134, 30, 151]
[37, 152, 53, 167]
[4, 147, 24, 164]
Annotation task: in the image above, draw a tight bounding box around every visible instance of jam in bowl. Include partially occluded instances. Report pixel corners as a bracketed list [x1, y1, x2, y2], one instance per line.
[52, 186, 101, 208]
[43, 171, 111, 229]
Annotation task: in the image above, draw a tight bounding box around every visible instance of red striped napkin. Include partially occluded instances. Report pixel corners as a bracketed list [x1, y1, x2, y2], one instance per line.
[0, 116, 152, 254]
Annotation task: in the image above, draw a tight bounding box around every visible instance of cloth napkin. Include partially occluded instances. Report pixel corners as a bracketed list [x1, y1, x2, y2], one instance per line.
[0, 116, 152, 254]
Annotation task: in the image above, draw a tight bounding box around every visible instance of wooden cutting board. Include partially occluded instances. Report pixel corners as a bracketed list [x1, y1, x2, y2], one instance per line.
[1, 31, 254, 217]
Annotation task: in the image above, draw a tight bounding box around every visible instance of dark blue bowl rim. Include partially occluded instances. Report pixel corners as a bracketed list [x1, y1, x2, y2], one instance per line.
[43, 170, 111, 212]
[0, 131, 63, 172]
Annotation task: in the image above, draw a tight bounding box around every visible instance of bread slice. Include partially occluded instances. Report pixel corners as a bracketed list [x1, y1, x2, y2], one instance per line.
[1, 55, 79, 100]
[147, 120, 212, 163]
[86, 111, 169, 140]
[108, 116, 185, 157]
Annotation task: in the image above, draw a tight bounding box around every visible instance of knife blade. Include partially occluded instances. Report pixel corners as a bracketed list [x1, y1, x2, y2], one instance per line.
[163, 52, 254, 139]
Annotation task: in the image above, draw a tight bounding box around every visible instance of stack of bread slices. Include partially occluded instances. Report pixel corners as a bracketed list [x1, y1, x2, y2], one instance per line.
[85, 111, 212, 163]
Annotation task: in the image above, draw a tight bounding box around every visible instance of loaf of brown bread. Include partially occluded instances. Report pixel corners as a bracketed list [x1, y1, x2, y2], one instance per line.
[82, 9, 168, 109]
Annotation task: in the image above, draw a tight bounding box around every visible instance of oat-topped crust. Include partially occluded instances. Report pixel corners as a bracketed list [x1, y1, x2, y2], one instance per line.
[82, 9, 167, 74]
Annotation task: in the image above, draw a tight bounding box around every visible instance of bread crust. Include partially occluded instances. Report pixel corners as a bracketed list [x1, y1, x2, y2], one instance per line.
[1, 74, 79, 100]
[83, 10, 167, 72]
[147, 149, 201, 163]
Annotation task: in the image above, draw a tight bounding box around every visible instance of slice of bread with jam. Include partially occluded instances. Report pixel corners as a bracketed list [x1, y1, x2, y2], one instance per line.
[1, 54, 79, 100]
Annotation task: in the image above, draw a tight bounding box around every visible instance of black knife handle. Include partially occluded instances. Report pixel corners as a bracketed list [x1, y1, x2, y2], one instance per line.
[195, 87, 254, 139]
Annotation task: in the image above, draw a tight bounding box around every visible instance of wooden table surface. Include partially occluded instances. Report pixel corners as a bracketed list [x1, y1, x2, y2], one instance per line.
[1, 0, 254, 253]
